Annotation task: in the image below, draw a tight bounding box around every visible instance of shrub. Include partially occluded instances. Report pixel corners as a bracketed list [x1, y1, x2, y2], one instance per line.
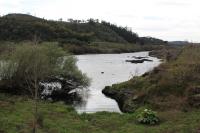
[136, 109, 159, 125]
[0, 43, 90, 94]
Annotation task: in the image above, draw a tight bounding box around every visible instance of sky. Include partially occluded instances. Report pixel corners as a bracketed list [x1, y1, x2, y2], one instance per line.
[0, 0, 200, 42]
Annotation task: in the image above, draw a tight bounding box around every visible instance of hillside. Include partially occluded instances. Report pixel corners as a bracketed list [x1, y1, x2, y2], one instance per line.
[0, 13, 167, 46]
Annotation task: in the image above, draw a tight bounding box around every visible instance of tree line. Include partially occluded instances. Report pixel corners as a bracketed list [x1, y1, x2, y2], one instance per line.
[0, 13, 167, 45]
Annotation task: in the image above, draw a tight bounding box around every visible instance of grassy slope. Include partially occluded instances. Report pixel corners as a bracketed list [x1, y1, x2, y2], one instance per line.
[0, 93, 200, 133]
[103, 45, 200, 111]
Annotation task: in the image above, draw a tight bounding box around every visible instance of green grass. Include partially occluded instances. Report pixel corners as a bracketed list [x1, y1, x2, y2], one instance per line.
[106, 45, 200, 111]
[0, 93, 200, 133]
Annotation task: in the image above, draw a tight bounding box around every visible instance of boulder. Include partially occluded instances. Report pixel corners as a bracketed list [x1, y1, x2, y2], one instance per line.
[126, 59, 153, 64]
[40, 77, 80, 103]
[102, 86, 144, 113]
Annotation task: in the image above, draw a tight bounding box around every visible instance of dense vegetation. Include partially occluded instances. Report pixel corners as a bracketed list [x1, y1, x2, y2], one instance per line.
[103, 45, 200, 112]
[0, 13, 167, 46]
[0, 43, 89, 95]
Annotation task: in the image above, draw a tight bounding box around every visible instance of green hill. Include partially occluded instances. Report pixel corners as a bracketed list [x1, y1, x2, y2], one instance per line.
[0, 13, 167, 45]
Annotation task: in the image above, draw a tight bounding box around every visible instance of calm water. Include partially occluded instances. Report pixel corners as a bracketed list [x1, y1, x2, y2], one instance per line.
[74, 52, 161, 113]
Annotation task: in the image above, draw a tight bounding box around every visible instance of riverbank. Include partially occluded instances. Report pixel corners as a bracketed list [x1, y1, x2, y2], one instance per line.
[102, 45, 200, 113]
[62, 42, 164, 55]
[0, 93, 200, 133]
[0, 41, 165, 56]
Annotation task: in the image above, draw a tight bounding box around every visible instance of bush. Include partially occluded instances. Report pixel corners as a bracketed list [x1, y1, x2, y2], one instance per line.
[0, 43, 90, 94]
[136, 109, 159, 125]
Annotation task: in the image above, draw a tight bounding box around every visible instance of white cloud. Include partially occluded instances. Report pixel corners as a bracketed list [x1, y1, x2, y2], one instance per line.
[0, 0, 200, 42]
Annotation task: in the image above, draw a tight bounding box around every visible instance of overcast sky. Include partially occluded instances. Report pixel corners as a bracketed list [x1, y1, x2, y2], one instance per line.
[0, 0, 200, 42]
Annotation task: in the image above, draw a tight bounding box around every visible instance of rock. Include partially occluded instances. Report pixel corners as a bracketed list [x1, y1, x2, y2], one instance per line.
[51, 89, 81, 104]
[102, 86, 143, 113]
[40, 77, 80, 103]
[126, 60, 144, 63]
[0, 76, 81, 104]
[126, 59, 153, 64]
[132, 56, 148, 59]
[102, 86, 117, 98]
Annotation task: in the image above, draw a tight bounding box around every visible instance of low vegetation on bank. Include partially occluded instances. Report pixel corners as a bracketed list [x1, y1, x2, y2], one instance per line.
[62, 41, 164, 54]
[0, 41, 165, 56]
[103, 45, 200, 112]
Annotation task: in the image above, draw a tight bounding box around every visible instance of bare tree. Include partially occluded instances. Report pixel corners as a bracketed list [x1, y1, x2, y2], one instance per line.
[24, 46, 47, 133]
[24, 40, 49, 133]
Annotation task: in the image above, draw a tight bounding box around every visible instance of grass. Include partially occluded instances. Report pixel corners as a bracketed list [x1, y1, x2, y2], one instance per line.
[0, 93, 200, 133]
[105, 45, 200, 111]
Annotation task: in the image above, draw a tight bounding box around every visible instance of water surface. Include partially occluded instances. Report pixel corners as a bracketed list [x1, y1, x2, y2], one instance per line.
[74, 52, 161, 113]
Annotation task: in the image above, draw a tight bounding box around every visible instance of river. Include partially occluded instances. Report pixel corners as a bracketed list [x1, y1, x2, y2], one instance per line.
[74, 52, 161, 113]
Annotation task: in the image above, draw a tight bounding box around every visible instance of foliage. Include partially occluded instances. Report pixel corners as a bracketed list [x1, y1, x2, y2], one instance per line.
[0, 13, 167, 46]
[101, 21, 139, 43]
[140, 37, 168, 45]
[137, 109, 159, 125]
[0, 14, 93, 44]
[0, 43, 89, 94]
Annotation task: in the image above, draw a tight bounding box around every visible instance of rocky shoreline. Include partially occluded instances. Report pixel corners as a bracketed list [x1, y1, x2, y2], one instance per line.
[40, 77, 82, 103]
[0, 77, 82, 104]
[102, 86, 144, 113]
[102, 79, 200, 113]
